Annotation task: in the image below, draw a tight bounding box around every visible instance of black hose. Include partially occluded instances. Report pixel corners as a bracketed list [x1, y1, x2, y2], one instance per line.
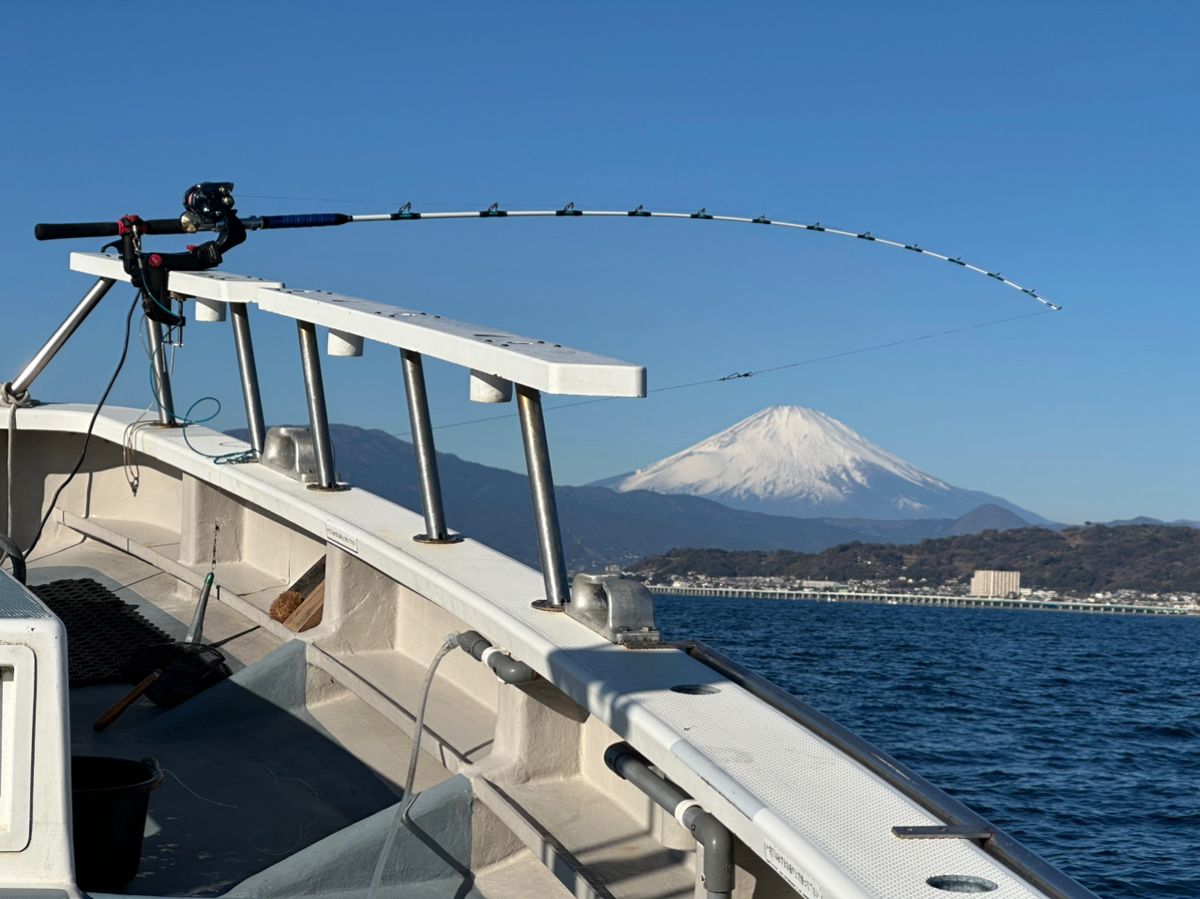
[24, 291, 140, 557]
[0, 532, 26, 584]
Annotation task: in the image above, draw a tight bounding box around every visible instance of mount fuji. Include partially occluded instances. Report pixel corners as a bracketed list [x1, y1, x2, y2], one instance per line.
[596, 406, 1046, 523]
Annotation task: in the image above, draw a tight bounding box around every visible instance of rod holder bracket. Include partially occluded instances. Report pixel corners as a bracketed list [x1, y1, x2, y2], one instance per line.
[892, 824, 995, 841]
[567, 573, 661, 646]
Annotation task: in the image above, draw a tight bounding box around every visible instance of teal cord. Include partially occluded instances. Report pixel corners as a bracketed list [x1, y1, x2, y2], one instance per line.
[180, 397, 257, 465]
[154, 393, 256, 465]
[142, 327, 255, 466]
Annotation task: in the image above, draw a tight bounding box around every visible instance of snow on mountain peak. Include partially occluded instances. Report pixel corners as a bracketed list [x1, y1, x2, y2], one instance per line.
[616, 405, 949, 507]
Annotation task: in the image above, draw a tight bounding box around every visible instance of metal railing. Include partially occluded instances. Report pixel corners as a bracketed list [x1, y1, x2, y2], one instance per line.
[4, 256, 644, 610]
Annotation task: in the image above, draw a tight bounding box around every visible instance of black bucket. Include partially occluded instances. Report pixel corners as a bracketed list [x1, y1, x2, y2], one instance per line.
[71, 756, 163, 891]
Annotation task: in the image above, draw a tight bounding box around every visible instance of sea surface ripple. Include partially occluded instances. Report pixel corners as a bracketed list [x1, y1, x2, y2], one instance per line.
[655, 596, 1199, 898]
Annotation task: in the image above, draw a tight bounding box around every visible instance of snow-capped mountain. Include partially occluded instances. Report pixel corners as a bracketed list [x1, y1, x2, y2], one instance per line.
[598, 406, 1045, 522]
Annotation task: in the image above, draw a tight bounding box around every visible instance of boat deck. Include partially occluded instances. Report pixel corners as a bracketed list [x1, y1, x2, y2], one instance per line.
[32, 542, 453, 896]
[31, 531, 691, 899]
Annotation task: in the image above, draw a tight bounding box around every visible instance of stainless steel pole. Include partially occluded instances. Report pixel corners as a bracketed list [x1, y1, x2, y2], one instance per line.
[401, 349, 458, 543]
[230, 304, 266, 454]
[6, 278, 116, 401]
[516, 385, 569, 609]
[145, 318, 177, 426]
[297, 320, 337, 488]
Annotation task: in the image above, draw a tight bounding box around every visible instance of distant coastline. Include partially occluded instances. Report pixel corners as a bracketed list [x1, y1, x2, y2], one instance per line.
[648, 584, 1197, 616]
[631, 523, 1200, 597]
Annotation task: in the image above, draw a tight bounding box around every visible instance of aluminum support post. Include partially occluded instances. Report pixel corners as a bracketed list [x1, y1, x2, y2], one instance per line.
[401, 349, 459, 544]
[297, 320, 338, 489]
[5, 278, 116, 402]
[516, 385, 569, 609]
[145, 318, 177, 425]
[230, 304, 267, 454]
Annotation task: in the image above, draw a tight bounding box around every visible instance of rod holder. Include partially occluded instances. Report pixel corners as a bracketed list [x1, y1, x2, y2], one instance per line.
[5, 277, 116, 404]
[230, 304, 266, 455]
[401, 349, 460, 544]
[516, 385, 569, 610]
[145, 318, 177, 426]
[296, 320, 344, 490]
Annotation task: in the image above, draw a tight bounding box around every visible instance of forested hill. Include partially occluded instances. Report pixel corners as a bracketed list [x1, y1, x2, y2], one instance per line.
[631, 524, 1200, 594]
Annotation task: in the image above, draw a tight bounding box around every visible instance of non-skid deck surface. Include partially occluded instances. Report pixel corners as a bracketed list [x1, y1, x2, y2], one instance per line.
[30, 578, 171, 685]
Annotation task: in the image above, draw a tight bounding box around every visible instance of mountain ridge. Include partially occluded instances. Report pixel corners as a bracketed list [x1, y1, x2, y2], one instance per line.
[229, 424, 1041, 568]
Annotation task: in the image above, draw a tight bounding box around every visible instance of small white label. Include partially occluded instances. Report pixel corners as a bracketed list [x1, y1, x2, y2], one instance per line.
[763, 842, 821, 899]
[326, 523, 359, 554]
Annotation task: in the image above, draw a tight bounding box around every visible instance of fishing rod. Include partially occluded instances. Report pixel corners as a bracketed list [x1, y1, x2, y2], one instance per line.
[34, 182, 1063, 322]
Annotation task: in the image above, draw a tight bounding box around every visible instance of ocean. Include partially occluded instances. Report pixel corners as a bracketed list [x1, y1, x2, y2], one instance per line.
[654, 596, 1199, 898]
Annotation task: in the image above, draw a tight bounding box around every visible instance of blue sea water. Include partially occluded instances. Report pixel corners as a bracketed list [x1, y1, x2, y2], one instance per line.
[654, 596, 1199, 898]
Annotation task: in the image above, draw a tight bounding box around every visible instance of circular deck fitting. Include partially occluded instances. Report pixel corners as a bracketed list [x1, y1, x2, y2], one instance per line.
[670, 684, 721, 695]
[530, 599, 565, 612]
[306, 482, 351, 492]
[926, 874, 998, 893]
[413, 534, 464, 545]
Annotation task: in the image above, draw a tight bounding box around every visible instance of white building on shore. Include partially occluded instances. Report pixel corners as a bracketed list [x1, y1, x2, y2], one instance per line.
[971, 569, 1021, 598]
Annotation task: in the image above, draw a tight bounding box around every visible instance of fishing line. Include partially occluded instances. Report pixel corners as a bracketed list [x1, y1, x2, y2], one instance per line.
[241, 193, 496, 210]
[389, 307, 1055, 440]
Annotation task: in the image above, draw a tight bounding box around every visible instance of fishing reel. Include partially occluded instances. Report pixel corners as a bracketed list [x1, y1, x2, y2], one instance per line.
[119, 181, 247, 327]
[182, 181, 236, 231]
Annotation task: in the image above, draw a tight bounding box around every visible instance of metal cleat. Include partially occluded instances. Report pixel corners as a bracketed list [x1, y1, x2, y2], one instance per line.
[261, 426, 323, 485]
[567, 573, 661, 647]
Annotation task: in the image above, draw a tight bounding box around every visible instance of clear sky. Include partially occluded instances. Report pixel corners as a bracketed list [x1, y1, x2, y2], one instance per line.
[1, 3, 1196, 524]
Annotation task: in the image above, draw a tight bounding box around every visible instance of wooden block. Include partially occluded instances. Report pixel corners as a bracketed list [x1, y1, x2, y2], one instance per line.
[288, 556, 326, 597]
[283, 581, 325, 633]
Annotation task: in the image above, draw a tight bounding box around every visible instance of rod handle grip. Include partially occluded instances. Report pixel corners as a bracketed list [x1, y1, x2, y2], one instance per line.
[34, 218, 187, 241]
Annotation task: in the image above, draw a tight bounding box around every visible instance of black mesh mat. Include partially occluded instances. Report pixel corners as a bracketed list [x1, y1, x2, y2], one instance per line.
[31, 578, 172, 686]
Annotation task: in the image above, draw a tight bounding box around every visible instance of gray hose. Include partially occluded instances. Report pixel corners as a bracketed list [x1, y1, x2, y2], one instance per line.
[456, 630, 537, 684]
[605, 742, 734, 899]
[367, 632, 461, 899]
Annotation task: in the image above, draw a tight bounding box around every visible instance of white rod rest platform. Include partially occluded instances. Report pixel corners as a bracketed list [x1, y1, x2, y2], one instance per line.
[69, 252, 283, 301]
[69, 252, 645, 398]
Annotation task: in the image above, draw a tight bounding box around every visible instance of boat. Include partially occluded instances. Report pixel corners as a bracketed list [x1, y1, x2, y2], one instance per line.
[0, 190, 1097, 898]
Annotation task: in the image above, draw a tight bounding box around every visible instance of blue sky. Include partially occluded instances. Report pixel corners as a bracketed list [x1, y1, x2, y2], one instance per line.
[1, 3, 1196, 523]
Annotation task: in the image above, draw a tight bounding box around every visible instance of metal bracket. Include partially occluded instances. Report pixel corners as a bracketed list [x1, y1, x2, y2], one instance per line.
[567, 573, 661, 647]
[892, 824, 995, 841]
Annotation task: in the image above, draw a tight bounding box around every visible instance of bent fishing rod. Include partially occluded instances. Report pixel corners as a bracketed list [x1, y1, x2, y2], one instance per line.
[34, 181, 1063, 329]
